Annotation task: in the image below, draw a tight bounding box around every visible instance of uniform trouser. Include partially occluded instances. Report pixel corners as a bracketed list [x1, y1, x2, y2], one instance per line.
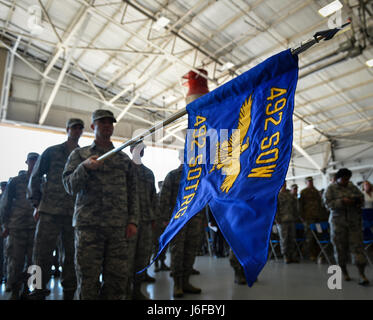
[303, 221, 320, 258]
[329, 214, 367, 267]
[152, 222, 167, 262]
[74, 226, 129, 300]
[277, 222, 297, 260]
[170, 215, 202, 278]
[229, 249, 244, 275]
[7, 228, 35, 292]
[32, 213, 76, 293]
[128, 221, 153, 283]
[0, 237, 4, 279]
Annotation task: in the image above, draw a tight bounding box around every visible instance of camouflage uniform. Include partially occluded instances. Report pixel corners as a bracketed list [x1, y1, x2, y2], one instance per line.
[229, 249, 246, 284]
[160, 165, 202, 296]
[62, 142, 139, 300]
[127, 163, 157, 298]
[299, 186, 324, 259]
[0, 181, 7, 282]
[324, 182, 366, 267]
[152, 190, 167, 269]
[0, 172, 35, 297]
[275, 190, 299, 261]
[27, 142, 78, 297]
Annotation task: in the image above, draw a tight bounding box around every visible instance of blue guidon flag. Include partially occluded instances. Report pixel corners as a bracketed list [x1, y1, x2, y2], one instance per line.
[153, 49, 299, 286]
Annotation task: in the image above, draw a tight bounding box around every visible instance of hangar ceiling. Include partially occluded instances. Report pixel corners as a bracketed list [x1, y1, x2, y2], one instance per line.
[0, 0, 372, 183]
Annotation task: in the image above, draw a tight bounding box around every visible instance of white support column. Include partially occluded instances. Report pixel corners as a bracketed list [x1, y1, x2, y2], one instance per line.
[0, 36, 21, 121]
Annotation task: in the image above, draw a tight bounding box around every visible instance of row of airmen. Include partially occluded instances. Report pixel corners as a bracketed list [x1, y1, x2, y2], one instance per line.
[275, 173, 372, 286]
[1, 108, 372, 299]
[0, 109, 208, 300]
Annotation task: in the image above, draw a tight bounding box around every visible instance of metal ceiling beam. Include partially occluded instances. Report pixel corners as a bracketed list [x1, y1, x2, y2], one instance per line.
[42, 3, 91, 77]
[115, 93, 140, 123]
[76, 0, 217, 84]
[39, 12, 91, 125]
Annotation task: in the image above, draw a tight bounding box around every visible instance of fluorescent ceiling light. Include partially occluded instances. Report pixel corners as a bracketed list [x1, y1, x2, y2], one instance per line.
[366, 59, 373, 67]
[318, 0, 343, 17]
[103, 63, 121, 74]
[152, 16, 170, 31]
[164, 95, 177, 104]
[220, 62, 234, 71]
[304, 124, 315, 130]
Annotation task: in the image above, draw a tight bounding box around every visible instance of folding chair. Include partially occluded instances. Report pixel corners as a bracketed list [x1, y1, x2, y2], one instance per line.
[268, 223, 281, 261]
[309, 221, 332, 264]
[362, 209, 373, 266]
[294, 222, 305, 260]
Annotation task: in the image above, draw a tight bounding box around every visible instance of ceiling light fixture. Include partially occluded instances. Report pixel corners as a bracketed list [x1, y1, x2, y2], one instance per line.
[366, 59, 373, 67]
[304, 124, 315, 130]
[220, 62, 234, 71]
[152, 16, 170, 31]
[318, 0, 343, 17]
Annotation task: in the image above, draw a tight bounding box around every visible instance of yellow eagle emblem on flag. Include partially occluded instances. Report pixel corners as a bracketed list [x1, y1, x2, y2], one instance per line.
[209, 94, 253, 193]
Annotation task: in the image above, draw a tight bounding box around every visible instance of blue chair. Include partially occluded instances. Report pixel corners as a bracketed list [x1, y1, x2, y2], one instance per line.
[362, 210, 373, 266]
[294, 223, 305, 260]
[309, 221, 332, 264]
[269, 224, 281, 261]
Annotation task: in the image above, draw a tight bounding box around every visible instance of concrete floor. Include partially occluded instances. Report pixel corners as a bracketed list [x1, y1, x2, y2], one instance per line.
[0, 254, 372, 300]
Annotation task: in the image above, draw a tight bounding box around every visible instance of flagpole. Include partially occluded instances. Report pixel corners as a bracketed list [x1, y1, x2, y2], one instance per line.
[97, 21, 351, 161]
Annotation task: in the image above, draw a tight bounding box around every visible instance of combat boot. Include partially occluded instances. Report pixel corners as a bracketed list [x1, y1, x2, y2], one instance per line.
[63, 290, 75, 300]
[144, 272, 156, 283]
[173, 277, 183, 298]
[341, 265, 351, 281]
[9, 285, 20, 300]
[182, 276, 201, 294]
[160, 260, 170, 271]
[28, 288, 50, 300]
[234, 270, 246, 285]
[191, 268, 200, 275]
[133, 283, 150, 300]
[357, 264, 370, 286]
[154, 260, 160, 272]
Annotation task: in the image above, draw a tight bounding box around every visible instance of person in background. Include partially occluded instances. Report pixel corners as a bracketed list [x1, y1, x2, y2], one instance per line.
[0, 152, 39, 299]
[275, 181, 299, 264]
[299, 177, 324, 261]
[324, 168, 369, 286]
[127, 141, 157, 300]
[0, 181, 7, 284]
[27, 118, 84, 300]
[362, 180, 373, 209]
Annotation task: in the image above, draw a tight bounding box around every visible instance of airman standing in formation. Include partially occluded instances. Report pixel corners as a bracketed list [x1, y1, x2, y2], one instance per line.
[299, 176, 324, 261]
[152, 181, 170, 273]
[0, 181, 7, 284]
[127, 141, 157, 300]
[27, 118, 84, 300]
[275, 181, 299, 264]
[63, 110, 139, 299]
[324, 168, 369, 286]
[0, 152, 39, 299]
[159, 153, 202, 298]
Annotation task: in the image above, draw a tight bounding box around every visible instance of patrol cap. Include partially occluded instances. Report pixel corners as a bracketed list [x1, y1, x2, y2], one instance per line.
[91, 109, 117, 123]
[305, 176, 313, 181]
[26, 152, 40, 161]
[335, 168, 352, 179]
[66, 118, 84, 129]
[291, 184, 298, 189]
